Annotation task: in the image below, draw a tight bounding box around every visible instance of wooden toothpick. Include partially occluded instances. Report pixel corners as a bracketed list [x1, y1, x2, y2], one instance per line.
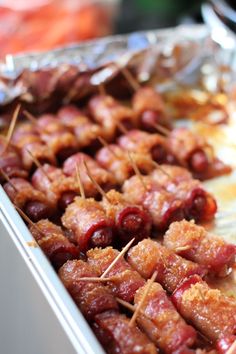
[101, 238, 135, 279]
[97, 136, 119, 158]
[226, 340, 236, 354]
[120, 66, 140, 92]
[0, 168, 18, 192]
[23, 110, 38, 124]
[116, 297, 136, 312]
[129, 270, 157, 326]
[154, 123, 170, 137]
[75, 163, 85, 199]
[83, 159, 111, 203]
[116, 121, 129, 135]
[26, 149, 51, 182]
[14, 205, 43, 236]
[4, 104, 21, 152]
[127, 152, 147, 191]
[77, 276, 118, 282]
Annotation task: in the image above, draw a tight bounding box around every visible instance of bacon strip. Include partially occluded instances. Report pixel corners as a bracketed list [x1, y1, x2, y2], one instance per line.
[4, 177, 53, 221]
[63, 152, 116, 198]
[0, 137, 27, 182]
[87, 247, 145, 302]
[118, 130, 176, 165]
[96, 144, 153, 185]
[132, 86, 171, 131]
[93, 310, 157, 354]
[101, 190, 151, 244]
[31, 164, 78, 211]
[30, 219, 79, 269]
[167, 127, 231, 180]
[88, 95, 138, 141]
[62, 197, 114, 252]
[134, 282, 196, 353]
[171, 275, 236, 341]
[122, 175, 184, 231]
[164, 220, 236, 276]
[59, 260, 118, 321]
[57, 105, 102, 148]
[127, 239, 207, 293]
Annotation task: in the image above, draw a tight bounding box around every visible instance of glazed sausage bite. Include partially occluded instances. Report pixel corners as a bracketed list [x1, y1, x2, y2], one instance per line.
[59, 260, 118, 322]
[62, 197, 115, 252]
[63, 152, 116, 198]
[122, 175, 185, 231]
[101, 189, 151, 245]
[31, 164, 78, 211]
[132, 86, 171, 131]
[3, 177, 53, 221]
[134, 281, 196, 353]
[93, 311, 157, 354]
[30, 219, 79, 269]
[87, 247, 145, 303]
[88, 94, 138, 141]
[118, 129, 176, 165]
[171, 275, 236, 342]
[127, 239, 207, 293]
[164, 220, 236, 276]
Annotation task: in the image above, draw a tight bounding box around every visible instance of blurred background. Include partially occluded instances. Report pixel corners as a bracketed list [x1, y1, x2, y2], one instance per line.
[0, 0, 234, 58]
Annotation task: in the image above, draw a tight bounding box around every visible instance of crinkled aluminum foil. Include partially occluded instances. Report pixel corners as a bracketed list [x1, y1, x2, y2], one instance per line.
[1, 24, 234, 108]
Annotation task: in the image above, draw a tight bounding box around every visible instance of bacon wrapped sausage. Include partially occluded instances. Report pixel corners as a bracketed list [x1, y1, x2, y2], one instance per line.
[96, 144, 153, 185]
[30, 219, 79, 269]
[57, 105, 102, 148]
[4, 177, 53, 221]
[62, 197, 115, 251]
[164, 220, 236, 276]
[171, 275, 236, 342]
[150, 166, 217, 222]
[132, 86, 171, 131]
[127, 239, 207, 293]
[59, 260, 118, 321]
[118, 130, 177, 165]
[88, 95, 138, 141]
[63, 152, 116, 198]
[167, 127, 231, 180]
[101, 190, 151, 244]
[12, 124, 56, 171]
[134, 281, 197, 353]
[93, 311, 157, 354]
[0, 137, 27, 182]
[87, 247, 145, 302]
[35, 114, 79, 162]
[122, 175, 184, 231]
[31, 164, 78, 211]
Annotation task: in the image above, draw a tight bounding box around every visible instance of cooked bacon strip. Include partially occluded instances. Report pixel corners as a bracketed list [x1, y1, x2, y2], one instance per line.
[122, 175, 184, 231]
[88, 95, 138, 141]
[87, 247, 145, 302]
[101, 190, 151, 244]
[171, 275, 236, 342]
[0, 137, 27, 182]
[3, 177, 53, 221]
[35, 114, 79, 162]
[30, 219, 79, 269]
[118, 130, 177, 165]
[62, 197, 115, 251]
[93, 310, 157, 354]
[151, 166, 217, 222]
[127, 239, 207, 293]
[31, 164, 78, 211]
[12, 125, 56, 170]
[132, 86, 171, 131]
[57, 105, 102, 148]
[134, 282, 196, 353]
[167, 127, 231, 180]
[63, 152, 116, 198]
[164, 220, 236, 276]
[59, 260, 118, 321]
